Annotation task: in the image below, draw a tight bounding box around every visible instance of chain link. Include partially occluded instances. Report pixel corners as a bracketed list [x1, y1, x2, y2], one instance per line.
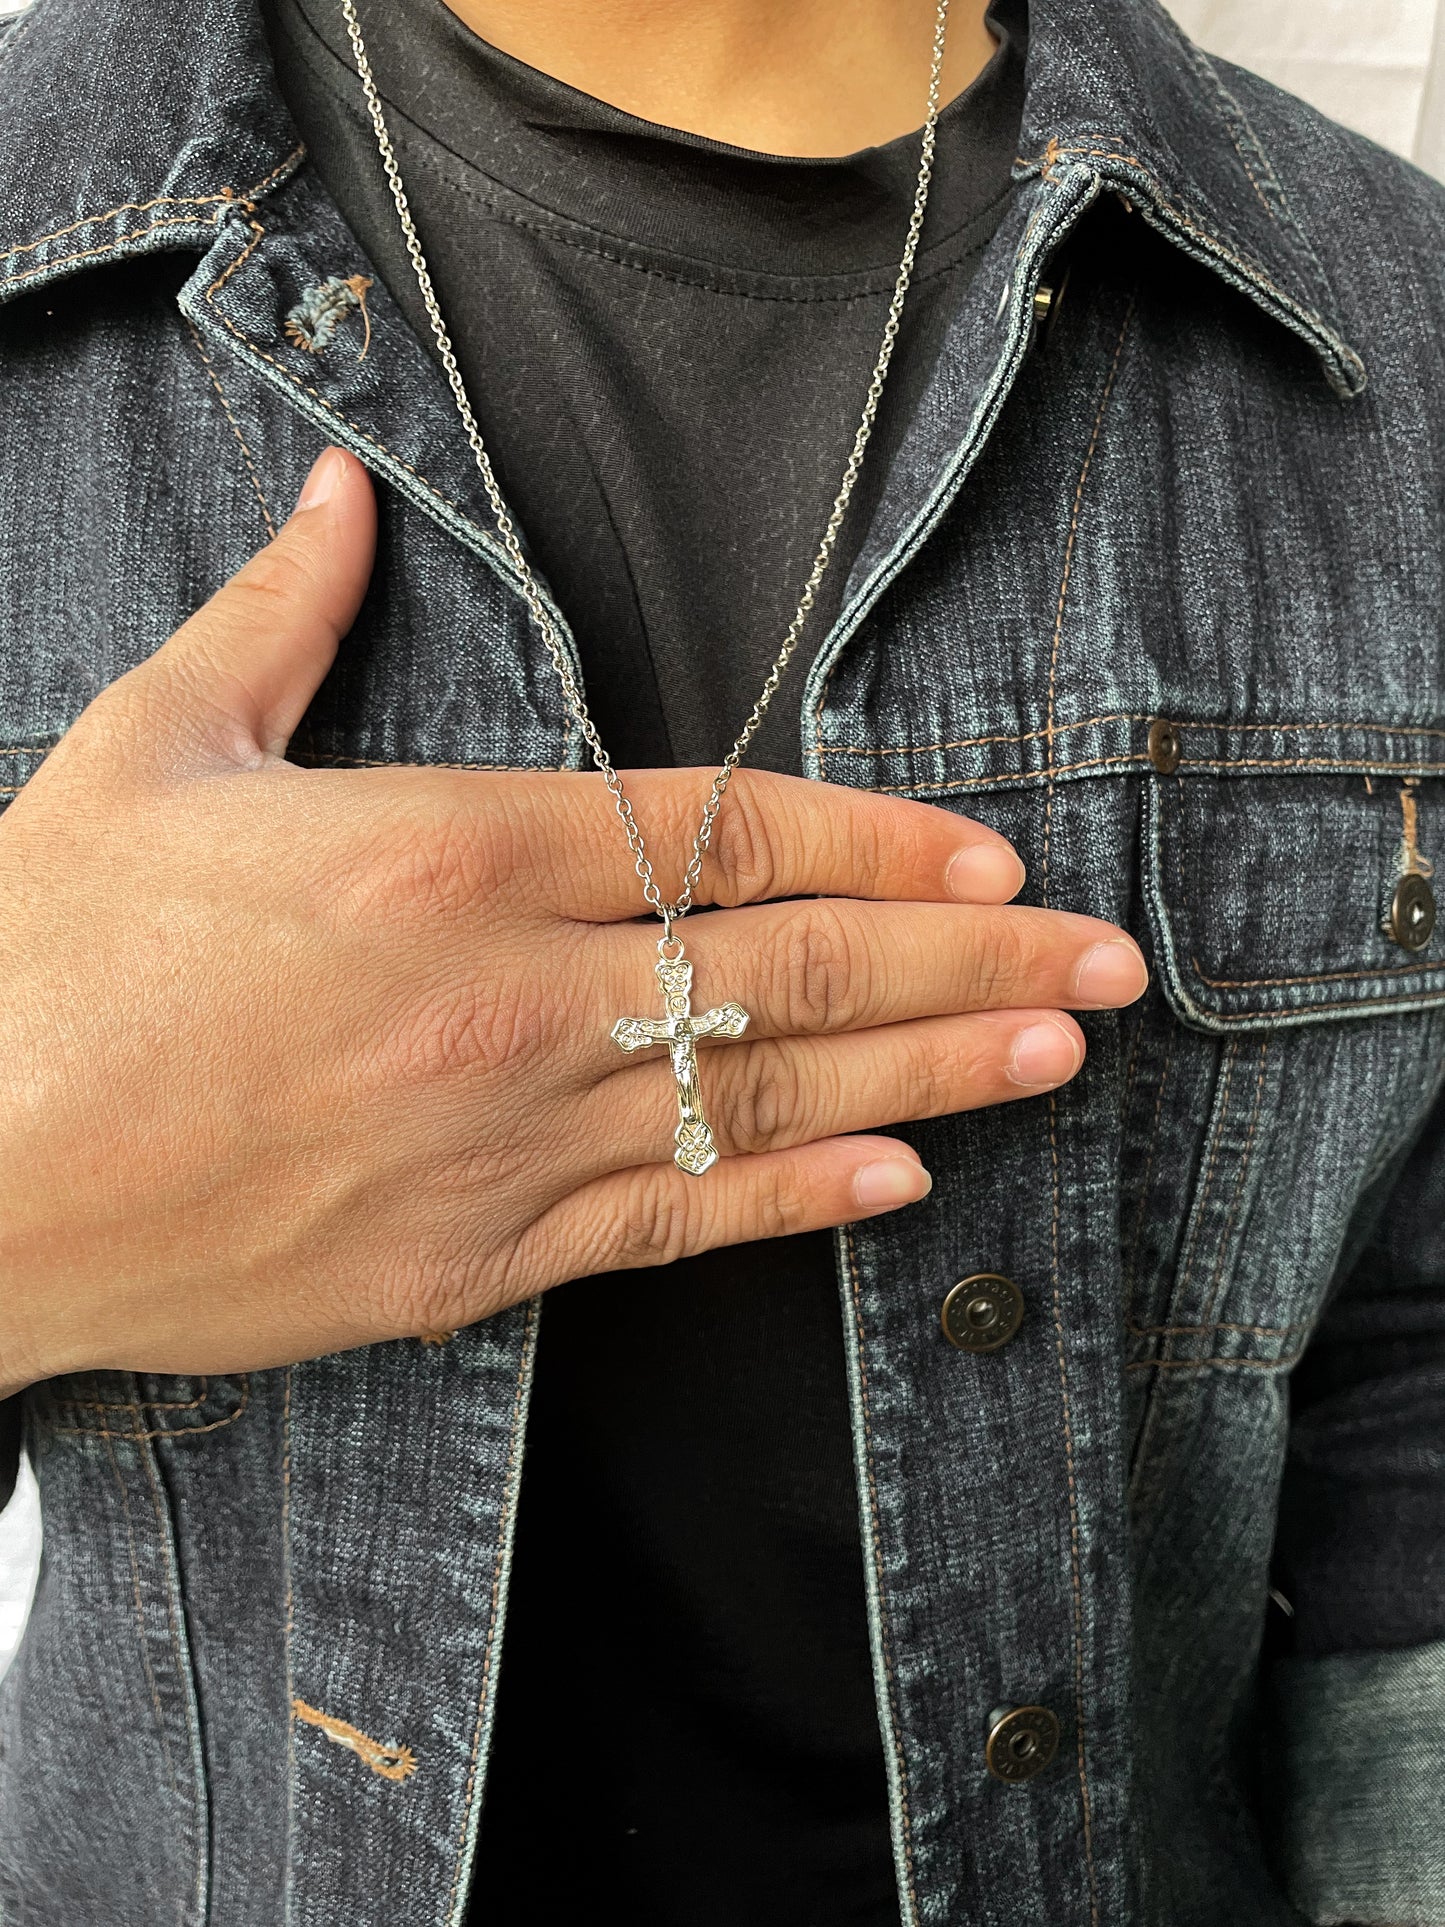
[338, 0, 951, 926]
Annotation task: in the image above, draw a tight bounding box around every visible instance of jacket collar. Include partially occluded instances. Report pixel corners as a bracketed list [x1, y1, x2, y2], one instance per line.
[1016, 0, 1365, 394]
[0, 0, 1365, 396]
[0, 0, 302, 305]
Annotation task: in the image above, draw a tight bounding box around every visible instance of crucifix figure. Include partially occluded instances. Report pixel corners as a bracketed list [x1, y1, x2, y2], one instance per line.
[610, 938, 750, 1176]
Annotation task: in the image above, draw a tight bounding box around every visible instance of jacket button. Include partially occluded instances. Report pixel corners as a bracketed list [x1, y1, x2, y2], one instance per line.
[1387, 872, 1436, 952]
[986, 1705, 1061, 1783]
[941, 1273, 1024, 1352]
[1147, 719, 1182, 774]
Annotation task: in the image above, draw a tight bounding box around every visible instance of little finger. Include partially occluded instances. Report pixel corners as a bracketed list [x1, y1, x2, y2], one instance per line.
[510, 1133, 935, 1288]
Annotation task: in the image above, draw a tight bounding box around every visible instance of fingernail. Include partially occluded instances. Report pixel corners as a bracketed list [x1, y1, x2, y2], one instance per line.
[854, 1158, 933, 1210]
[946, 842, 1026, 901]
[293, 447, 345, 514]
[1074, 938, 1148, 1005]
[1008, 1018, 1083, 1088]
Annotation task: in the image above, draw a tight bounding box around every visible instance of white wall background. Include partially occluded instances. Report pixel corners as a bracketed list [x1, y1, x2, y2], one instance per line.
[0, 0, 1442, 1679]
[1169, 0, 1445, 177]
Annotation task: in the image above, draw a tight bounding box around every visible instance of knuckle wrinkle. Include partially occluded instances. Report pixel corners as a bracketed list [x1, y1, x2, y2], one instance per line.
[708, 771, 780, 905]
[780, 903, 857, 1033]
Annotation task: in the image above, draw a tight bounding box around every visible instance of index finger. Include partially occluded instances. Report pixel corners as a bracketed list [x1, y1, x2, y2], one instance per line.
[499, 765, 1027, 917]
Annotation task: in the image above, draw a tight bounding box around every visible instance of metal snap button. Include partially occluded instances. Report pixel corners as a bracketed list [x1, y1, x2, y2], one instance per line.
[1147, 719, 1182, 774]
[941, 1274, 1024, 1352]
[986, 1705, 1061, 1783]
[1387, 872, 1436, 953]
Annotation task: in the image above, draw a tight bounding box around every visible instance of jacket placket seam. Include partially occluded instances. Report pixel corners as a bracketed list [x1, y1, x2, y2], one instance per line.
[1171, 1038, 1239, 1340]
[137, 1414, 210, 1926]
[1197, 1036, 1270, 1331]
[101, 1419, 183, 1799]
[443, 1303, 539, 1927]
[840, 1225, 922, 1927]
[1038, 289, 1135, 1927]
[1121, 1014, 1177, 1326]
[95, 1402, 211, 1921]
[803, 165, 1105, 780]
[184, 316, 278, 538]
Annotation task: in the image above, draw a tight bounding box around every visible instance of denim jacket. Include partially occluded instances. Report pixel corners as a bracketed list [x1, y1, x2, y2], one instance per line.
[1, 0, 1444, 1921]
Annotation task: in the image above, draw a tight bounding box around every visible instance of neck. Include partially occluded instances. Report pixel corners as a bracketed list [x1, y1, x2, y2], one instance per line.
[436, 0, 998, 156]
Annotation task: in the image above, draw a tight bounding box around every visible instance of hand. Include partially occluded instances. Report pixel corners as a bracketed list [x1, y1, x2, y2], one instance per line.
[0, 449, 1147, 1393]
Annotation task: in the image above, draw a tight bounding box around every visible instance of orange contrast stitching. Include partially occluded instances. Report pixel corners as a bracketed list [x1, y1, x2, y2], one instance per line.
[50, 1379, 250, 1441]
[1190, 954, 1444, 991]
[245, 152, 309, 200]
[0, 147, 304, 269]
[842, 1227, 922, 1923]
[1203, 987, 1445, 1022]
[1126, 1348, 1307, 1372]
[1041, 297, 1135, 885]
[102, 1419, 182, 1794]
[1174, 1041, 1239, 1316]
[820, 712, 1154, 760]
[0, 213, 229, 294]
[0, 194, 235, 267]
[200, 213, 508, 576]
[1128, 1317, 1310, 1338]
[877, 752, 1153, 795]
[877, 754, 1445, 797]
[58, 1379, 210, 1414]
[821, 716, 1445, 761]
[291, 1699, 417, 1783]
[1184, 756, 1445, 772]
[139, 1425, 207, 1914]
[184, 316, 277, 538]
[444, 1301, 538, 1920]
[195, 196, 586, 773]
[1122, 1017, 1176, 1315]
[1046, 1095, 1100, 1927]
[1198, 1038, 1269, 1330]
[1399, 777, 1435, 878]
[1015, 142, 1365, 384]
[1036, 298, 1133, 1927]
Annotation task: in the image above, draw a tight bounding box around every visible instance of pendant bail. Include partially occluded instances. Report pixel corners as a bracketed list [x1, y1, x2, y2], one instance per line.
[658, 904, 684, 960]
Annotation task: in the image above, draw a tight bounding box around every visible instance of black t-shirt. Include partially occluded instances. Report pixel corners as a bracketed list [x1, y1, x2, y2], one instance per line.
[259, 3, 1025, 1918]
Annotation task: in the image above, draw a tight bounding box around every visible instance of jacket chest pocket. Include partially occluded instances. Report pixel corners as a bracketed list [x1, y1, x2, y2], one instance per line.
[1120, 769, 1445, 1373]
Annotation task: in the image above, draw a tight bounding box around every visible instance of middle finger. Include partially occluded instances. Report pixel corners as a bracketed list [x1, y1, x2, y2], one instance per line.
[592, 897, 1146, 1063]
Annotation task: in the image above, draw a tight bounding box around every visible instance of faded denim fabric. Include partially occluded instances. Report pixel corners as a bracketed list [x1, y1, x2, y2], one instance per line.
[1, 0, 1444, 1922]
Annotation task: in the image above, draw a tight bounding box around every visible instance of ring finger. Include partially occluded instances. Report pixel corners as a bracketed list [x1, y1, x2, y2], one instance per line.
[592, 1005, 1086, 1170]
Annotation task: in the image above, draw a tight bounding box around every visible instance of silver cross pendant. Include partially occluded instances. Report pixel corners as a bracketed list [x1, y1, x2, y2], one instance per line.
[610, 937, 750, 1176]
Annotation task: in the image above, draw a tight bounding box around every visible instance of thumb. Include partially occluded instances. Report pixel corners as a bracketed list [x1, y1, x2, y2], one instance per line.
[124, 446, 377, 768]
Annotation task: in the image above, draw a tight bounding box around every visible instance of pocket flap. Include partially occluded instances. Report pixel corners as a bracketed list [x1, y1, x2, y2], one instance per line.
[1143, 774, 1444, 1031]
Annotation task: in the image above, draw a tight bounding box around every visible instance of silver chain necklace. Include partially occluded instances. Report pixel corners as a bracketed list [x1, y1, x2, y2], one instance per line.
[339, 0, 952, 1173]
